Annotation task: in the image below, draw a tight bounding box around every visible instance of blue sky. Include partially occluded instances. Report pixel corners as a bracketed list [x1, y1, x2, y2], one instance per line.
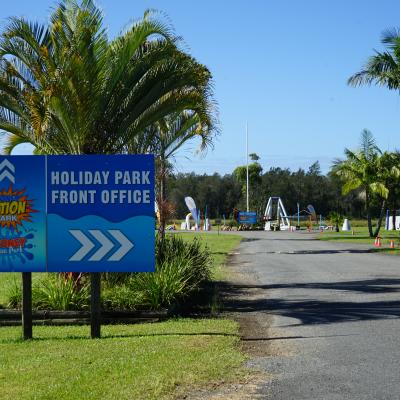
[2, 0, 400, 175]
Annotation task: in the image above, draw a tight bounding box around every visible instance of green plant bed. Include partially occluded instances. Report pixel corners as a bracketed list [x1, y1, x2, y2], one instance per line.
[0, 233, 242, 311]
[0, 319, 246, 400]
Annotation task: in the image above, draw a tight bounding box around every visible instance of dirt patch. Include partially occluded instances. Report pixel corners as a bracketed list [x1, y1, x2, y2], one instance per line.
[176, 373, 268, 400]
[219, 258, 293, 359]
[179, 253, 289, 399]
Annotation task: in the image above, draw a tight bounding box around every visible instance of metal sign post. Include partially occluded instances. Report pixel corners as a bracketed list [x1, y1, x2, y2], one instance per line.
[22, 272, 32, 340]
[90, 273, 101, 339]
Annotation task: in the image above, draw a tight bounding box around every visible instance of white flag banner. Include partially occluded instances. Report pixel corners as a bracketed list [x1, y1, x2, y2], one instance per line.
[307, 204, 317, 221]
[185, 196, 198, 222]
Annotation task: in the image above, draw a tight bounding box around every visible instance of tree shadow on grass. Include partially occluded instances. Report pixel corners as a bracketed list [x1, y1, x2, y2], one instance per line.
[0, 330, 239, 344]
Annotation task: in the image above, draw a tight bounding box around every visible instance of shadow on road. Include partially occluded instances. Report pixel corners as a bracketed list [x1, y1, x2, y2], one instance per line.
[221, 279, 400, 326]
[280, 249, 377, 254]
[230, 249, 378, 256]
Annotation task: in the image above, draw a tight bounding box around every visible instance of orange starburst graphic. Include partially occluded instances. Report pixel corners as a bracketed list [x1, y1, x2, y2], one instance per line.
[0, 185, 38, 231]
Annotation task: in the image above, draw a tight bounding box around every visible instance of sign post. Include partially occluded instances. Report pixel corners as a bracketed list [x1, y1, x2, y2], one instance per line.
[0, 155, 155, 339]
[90, 273, 101, 339]
[22, 272, 32, 340]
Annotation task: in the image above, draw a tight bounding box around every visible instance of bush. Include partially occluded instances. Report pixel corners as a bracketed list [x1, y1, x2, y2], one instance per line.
[104, 235, 212, 310]
[156, 234, 211, 287]
[33, 274, 90, 310]
[7, 274, 90, 310]
[6, 235, 212, 311]
[6, 277, 22, 308]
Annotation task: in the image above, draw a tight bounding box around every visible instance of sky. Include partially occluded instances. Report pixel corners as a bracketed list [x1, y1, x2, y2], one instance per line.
[2, 0, 400, 176]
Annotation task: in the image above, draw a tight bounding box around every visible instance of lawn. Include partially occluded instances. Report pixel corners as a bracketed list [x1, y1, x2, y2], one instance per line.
[0, 319, 246, 400]
[0, 232, 246, 399]
[318, 227, 400, 254]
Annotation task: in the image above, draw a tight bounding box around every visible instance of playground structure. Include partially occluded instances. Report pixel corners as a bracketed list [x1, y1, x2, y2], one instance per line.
[264, 197, 291, 231]
[264, 198, 323, 231]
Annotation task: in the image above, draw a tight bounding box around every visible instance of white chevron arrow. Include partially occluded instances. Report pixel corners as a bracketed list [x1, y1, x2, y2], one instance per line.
[108, 230, 134, 261]
[88, 230, 114, 261]
[0, 170, 15, 183]
[0, 159, 15, 173]
[0, 159, 15, 183]
[68, 229, 134, 262]
[69, 230, 95, 261]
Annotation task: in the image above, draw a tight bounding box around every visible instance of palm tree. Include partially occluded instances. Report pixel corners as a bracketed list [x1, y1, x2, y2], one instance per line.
[332, 130, 388, 237]
[0, 0, 216, 156]
[145, 110, 215, 238]
[348, 28, 400, 89]
[327, 212, 343, 233]
[378, 151, 400, 231]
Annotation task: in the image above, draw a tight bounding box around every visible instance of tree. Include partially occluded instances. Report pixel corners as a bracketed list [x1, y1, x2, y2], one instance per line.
[233, 160, 263, 213]
[332, 130, 388, 237]
[149, 110, 216, 238]
[327, 212, 343, 233]
[348, 28, 400, 90]
[378, 151, 400, 230]
[0, 0, 214, 156]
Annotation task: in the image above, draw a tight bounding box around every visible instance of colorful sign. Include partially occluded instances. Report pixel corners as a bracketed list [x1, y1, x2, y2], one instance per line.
[238, 211, 257, 224]
[0, 155, 154, 272]
[0, 157, 46, 272]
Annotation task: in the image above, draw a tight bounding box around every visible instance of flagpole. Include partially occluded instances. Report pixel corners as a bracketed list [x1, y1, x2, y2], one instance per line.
[246, 122, 249, 212]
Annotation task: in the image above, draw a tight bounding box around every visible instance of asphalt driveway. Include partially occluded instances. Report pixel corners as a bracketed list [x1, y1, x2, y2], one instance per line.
[224, 230, 400, 400]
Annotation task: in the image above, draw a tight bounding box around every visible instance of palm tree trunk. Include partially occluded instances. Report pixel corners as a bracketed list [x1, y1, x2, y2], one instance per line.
[366, 189, 374, 238]
[157, 155, 167, 242]
[373, 199, 386, 237]
[392, 208, 396, 231]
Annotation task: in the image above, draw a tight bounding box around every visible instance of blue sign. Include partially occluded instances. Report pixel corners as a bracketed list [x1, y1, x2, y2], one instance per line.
[238, 211, 257, 224]
[0, 155, 155, 272]
[0, 157, 46, 272]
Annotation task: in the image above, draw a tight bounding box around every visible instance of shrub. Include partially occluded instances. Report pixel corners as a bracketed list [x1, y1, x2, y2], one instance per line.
[6, 235, 212, 311]
[7, 274, 90, 310]
[104, 235, 212, 310]
[102, 272, 132, 287]
[6, 277, 22, 308]
[32, 274, 90, 310]
[156, 234, 211, 287]
[102, 284, 145, 310]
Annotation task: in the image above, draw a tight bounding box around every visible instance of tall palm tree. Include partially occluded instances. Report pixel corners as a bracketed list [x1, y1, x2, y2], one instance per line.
[0, 0, 216, 156]
[332, 130, 388, 237]
[348, 28, 400, 89]
[145, 110, 215, 238]
[378, 151, 400, 231]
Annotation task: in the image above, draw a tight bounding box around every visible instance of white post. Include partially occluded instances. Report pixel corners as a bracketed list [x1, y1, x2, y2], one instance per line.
[246, 122, 249, 212]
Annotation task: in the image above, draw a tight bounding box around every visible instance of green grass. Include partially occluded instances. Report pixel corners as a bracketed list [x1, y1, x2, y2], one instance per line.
[174, 232, 242, 280]
[0, 319, 246, 400]
[0, 232, 246, 399]
[318, 227, 400, 254]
